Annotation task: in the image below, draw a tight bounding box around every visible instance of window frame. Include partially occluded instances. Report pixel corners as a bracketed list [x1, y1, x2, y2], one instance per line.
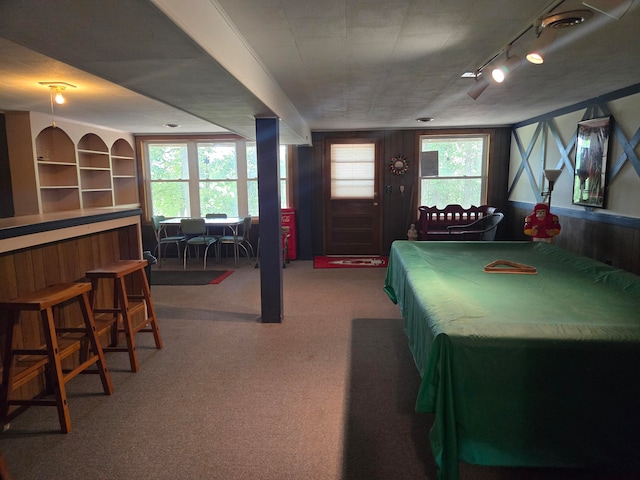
[417, 133, 489, 208]
[137, 134, 290, 221]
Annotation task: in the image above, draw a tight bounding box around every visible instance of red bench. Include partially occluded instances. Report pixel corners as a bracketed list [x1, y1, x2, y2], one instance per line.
[417, 204, 496, 240]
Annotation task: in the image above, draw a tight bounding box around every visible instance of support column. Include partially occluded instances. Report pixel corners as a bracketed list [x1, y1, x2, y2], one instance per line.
[256, 117, 283, 323]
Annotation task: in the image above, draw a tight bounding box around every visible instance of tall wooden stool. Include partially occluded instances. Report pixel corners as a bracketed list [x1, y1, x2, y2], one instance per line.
[0, 282, 113, 434]
[85, 260, 162, 373]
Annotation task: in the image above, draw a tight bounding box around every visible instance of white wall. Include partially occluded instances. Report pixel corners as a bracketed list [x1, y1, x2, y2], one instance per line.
[508, 90, 640, 219]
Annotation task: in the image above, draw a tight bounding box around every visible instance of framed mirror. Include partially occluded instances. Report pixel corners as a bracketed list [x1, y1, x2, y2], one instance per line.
[572, 116, 612, 208]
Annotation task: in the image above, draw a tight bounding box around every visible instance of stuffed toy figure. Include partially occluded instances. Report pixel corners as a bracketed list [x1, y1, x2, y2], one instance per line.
[524, 203, 561, 242]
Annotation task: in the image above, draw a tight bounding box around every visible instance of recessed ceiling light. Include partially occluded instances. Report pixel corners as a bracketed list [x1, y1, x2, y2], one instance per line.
[461, 72, 478, 78]
[163, 123, 181, 128]
[416, 117, 434, 123]
[541, 9, 593, 29]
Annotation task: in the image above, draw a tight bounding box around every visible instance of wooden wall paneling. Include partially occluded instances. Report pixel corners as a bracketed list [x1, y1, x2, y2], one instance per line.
[76, 235, 96, 277]
[310, 134, 324, 257]
[0, 254, 18, 301]
[42, 243, 63, 286]
[96, 234, 114, 312]
[0, 212, 142, 407]
[96, 230, 118, 267]
[12, 250, 37, 296]
[508, 203, 640, 275]
[57, 239, 82, 282]
[119, 224, 140, 259]
[382, 130, 417, 252]
[309, 128, 514, 255]
[30, 248, 47, 291]
[89, 229, 103, 267]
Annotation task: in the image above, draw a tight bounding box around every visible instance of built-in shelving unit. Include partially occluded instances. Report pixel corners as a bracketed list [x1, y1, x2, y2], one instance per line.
[111, 138, 138, 206]
[35, 127, 81, 213]
[6, 113, 140, 216]
[78, 133, 114, 208]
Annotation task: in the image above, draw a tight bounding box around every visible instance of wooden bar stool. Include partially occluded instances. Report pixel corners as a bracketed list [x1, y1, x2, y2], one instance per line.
[85, 260, 162, 373]
[0, 282, 113, 434]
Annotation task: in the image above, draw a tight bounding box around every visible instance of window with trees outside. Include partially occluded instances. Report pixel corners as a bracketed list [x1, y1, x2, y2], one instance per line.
[145, 139, 287, 218]
[418, 135, 488, 207]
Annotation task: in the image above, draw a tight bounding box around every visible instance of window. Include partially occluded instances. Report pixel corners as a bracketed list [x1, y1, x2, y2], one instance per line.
[198, 142, 239, 216]
[145, 139, 288, 218]
[246, 143, 288, 215]
[330, 143, 375, 198]
[418, 135, 488, 207]
[148, 143, 191, 217]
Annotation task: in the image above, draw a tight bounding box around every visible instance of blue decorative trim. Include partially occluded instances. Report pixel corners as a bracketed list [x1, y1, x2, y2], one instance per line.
[514, 83, 640, 129]
[510, 201, 640, 229]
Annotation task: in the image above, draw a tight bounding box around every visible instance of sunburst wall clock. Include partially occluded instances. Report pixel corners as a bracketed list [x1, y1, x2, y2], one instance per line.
[389, 155, 408, 176]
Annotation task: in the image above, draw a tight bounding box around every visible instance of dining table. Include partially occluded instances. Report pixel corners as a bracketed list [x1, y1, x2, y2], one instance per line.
[157, 216, 243, 267]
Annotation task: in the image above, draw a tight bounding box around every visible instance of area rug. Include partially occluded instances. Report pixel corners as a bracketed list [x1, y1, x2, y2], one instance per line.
[150, 270, 233, 285]
[314, 255, 388, 269]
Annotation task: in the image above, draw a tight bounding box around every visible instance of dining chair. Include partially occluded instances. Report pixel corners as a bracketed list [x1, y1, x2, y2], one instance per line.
[217, 216, 254, 264]
[180, 218, 219, 270]
[152, 215, 186, 259]
[205, 212, 228, 238]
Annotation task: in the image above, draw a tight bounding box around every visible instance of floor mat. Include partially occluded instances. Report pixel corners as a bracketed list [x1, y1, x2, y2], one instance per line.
[313, 255, 388, 269]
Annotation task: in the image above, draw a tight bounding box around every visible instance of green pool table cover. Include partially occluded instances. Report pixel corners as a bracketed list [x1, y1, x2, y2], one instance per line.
[384, 241, 640, 480]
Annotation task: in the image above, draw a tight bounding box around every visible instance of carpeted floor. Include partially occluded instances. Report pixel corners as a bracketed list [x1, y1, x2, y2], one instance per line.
[1, 259, 638, 480]
[150, 269, 233, 285]
[343, 318, 435, 479]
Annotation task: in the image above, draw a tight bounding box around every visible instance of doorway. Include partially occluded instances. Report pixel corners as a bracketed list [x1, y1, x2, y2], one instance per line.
[323, 137, 382, 255]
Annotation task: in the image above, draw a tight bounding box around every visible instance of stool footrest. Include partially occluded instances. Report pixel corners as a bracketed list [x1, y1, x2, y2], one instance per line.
[0, 282, 113, 433]
[9, 399, 58, 407]
[85, 260, 162, 373]
[9, 359, 49, 389]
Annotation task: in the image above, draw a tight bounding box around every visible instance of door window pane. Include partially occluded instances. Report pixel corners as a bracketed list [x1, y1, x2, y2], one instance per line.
[331, 143, 375, 198]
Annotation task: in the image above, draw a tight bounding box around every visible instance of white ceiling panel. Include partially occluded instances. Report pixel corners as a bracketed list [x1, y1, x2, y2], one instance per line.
[0, 0, 638, 143]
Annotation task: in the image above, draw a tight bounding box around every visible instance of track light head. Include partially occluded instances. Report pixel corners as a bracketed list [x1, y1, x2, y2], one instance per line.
[526, 27, 557, 64]
[467, 73, 490, 100]
[491, 55, 523, 83]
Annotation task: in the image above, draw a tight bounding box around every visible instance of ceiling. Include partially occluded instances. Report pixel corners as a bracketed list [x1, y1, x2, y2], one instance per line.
[0, 0, 638, 145]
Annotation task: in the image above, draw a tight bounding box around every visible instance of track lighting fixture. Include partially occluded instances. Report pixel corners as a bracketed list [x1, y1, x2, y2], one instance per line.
[491, 51, 523, 83]
[526, 25, 558, 64]
[467, 73, 490, 100]
[527, 9, 593, 64]
[464, 1, 600, 99]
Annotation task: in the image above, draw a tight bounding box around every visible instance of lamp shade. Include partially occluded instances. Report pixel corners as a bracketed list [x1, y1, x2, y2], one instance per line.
[544, 169, 562, 183]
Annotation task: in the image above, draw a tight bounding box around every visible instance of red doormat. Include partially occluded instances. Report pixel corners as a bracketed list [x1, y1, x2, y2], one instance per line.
[314, 255, 388, 269]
